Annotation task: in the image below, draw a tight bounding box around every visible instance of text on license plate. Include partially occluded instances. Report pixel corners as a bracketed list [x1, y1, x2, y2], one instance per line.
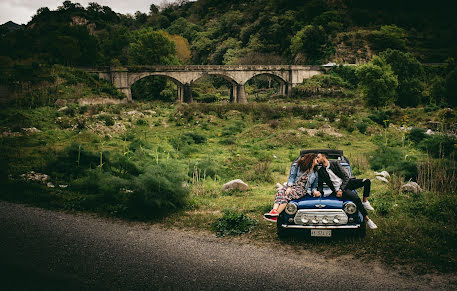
[311, 229, 332, 237]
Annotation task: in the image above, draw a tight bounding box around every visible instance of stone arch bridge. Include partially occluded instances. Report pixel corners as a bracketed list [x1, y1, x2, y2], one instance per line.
[83, 65, 325, 103]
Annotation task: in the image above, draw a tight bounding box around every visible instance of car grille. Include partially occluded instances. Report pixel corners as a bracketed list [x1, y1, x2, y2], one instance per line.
[293, 209, 348, 225]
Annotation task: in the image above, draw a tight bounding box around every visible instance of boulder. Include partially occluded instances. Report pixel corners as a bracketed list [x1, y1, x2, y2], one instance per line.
[376, 176, 389, 183]
[375, 171, 390, 179]
[222, 179, 249, 192]
[425, 129, 434, 135]
[401, 181, 422, 194]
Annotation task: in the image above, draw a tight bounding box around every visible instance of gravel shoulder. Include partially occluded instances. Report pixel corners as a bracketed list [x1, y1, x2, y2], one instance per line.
[0, 201, 455, 290]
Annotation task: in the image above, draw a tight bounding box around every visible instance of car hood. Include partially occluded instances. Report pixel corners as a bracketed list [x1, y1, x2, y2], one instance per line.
[295, 195, 343, 209]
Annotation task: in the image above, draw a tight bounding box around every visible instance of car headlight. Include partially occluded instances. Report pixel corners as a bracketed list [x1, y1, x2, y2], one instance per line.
[285, 202, 298, 215]
[322, 216, 329, 224]
[301, 215, 309, 224]
[344, 202, 357, 214]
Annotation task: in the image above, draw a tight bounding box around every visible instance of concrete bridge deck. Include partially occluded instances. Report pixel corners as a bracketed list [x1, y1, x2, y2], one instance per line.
[82, 65, 326, 103]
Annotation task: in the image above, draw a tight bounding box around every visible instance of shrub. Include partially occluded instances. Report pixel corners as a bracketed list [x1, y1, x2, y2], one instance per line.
[170, 132, 207, 150]
[323, 110, 337, 123]
[418, 134, 457, 159]
[211, 209, 257, 237]
[128, 160, 190, 218]
[337, 115, 356, 132]
[97, 114, 115, 126]
[356, 121, 368, 134]
[407, 128, 427, 145]
[332, 65, 358, 88]
[369, 146, 418, 181]
[45, 143, 105, 181]
[368, 110, 392, 127]
[136, 119, 148, 126]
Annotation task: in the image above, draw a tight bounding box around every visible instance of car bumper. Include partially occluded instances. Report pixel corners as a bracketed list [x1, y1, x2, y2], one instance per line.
[280, 224, 361, 229]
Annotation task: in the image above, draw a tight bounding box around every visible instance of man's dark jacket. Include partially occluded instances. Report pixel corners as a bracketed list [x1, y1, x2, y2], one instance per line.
[317, 160, 350, 195]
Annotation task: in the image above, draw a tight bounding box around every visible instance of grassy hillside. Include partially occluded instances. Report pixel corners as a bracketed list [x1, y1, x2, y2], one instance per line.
[1, 85, 456, 272]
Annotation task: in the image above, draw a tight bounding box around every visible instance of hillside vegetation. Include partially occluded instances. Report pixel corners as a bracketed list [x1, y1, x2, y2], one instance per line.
[0, 0, 457, 274]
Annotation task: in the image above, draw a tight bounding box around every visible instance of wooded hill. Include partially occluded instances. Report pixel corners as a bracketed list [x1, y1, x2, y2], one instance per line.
[1, 0, 456, 68]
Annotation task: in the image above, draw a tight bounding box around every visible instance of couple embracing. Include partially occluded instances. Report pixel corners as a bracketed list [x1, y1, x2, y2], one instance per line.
[264, 152, 378, 229]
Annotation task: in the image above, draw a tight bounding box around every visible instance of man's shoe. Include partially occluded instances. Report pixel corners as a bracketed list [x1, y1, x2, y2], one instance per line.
[264, 209, 279, 217]
[263, 216, 278, 223]
[366, 219, 378, 229]
[362, 201, 374, 211]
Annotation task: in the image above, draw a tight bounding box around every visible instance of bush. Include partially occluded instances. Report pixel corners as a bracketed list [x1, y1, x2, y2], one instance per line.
[418, 134, 457, 159]
[45, 143, 105, 181]
[368, 110, 392, 127]
[170, 132, 207, 150]
[407, 128, 427, 145]
[128, 160, 190, 218]
[97, 114, 115, 126]
[337, 115, 356, 132]
[211, 209, 257, 237]
[356, 121, 368, 134]
[136, 119, 148, 126]
[369, 146, 418, 181]
[332, 65, 358, 88]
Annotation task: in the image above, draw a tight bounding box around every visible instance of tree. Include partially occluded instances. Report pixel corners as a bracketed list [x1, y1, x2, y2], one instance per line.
[368, 25, 407, 52]
[128, 28, 179, 65]
[356, 56, 398, 108]
[379, 49, 424, 107]
[444, 67, 457, 107]
[290, 25, 327, 64]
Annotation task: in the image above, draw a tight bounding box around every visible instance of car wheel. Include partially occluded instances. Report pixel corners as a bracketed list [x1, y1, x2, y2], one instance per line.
[276, 212, 290, 239]
[357, 220, 367, 238]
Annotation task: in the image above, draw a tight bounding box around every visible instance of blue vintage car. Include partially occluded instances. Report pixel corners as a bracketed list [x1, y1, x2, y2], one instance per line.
[277, 149, 366, 238]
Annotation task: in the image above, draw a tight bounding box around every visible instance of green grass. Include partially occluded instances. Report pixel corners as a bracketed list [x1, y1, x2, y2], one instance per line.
[0, 99, 456, 273]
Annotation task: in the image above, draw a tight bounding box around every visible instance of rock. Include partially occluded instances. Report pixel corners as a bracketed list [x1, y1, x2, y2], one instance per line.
[46, 182, 55, 188]
[22, 127, 41, 134]
[375, 171, 390, 179]
[401, 181, 422, 193]
[376, 176, 389, 183]
[124, 110, 144, 116]
[144, 110, 157, 115]
[57, 106, 68, 112]
[222, 179, 249, 192]
[59, 185, 68, 188]
[425, 129, 434, 135]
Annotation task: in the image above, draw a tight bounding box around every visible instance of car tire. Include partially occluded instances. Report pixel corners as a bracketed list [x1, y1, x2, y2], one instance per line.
[357, 220, 367, 238]
[276, 212, 290, 239]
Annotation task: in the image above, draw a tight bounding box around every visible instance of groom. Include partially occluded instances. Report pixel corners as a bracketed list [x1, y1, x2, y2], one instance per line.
[317, 152, 377, 229]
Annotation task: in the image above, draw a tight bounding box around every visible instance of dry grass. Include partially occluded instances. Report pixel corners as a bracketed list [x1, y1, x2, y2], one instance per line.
[417, 155, 457, 193]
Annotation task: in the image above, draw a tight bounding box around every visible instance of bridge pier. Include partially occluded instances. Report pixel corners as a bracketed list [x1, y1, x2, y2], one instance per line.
[237, 84, 247, 104]
[177, 85, 184, 102]
[230, 84, 237, 103]
[183, 84, 193, 103]
[286, 83, 293, 98]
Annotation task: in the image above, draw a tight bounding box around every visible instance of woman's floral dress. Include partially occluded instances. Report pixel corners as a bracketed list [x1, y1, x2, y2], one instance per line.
[274, 170, 312, 204]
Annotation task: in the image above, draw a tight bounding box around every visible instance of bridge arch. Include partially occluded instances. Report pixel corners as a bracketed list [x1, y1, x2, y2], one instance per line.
[128, 72, 187, 102]
[245, 72, 289, 97]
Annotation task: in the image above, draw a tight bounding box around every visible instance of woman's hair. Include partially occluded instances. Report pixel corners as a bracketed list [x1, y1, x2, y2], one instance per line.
[297, 153, 317, 172]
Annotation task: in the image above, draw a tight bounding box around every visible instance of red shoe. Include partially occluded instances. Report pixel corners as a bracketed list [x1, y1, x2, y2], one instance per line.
[263, 216, 278, 223]
[264, 209, 279, 217]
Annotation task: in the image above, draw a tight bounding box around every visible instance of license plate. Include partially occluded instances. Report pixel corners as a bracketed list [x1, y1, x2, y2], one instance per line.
[311, 229, 332, 237]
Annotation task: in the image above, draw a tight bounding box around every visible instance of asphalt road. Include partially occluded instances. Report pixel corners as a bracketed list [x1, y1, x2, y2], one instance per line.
[0, 201, 454, 290]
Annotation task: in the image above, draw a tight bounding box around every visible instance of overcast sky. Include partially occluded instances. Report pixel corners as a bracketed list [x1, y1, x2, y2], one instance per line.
[0, 0, 168, 25]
